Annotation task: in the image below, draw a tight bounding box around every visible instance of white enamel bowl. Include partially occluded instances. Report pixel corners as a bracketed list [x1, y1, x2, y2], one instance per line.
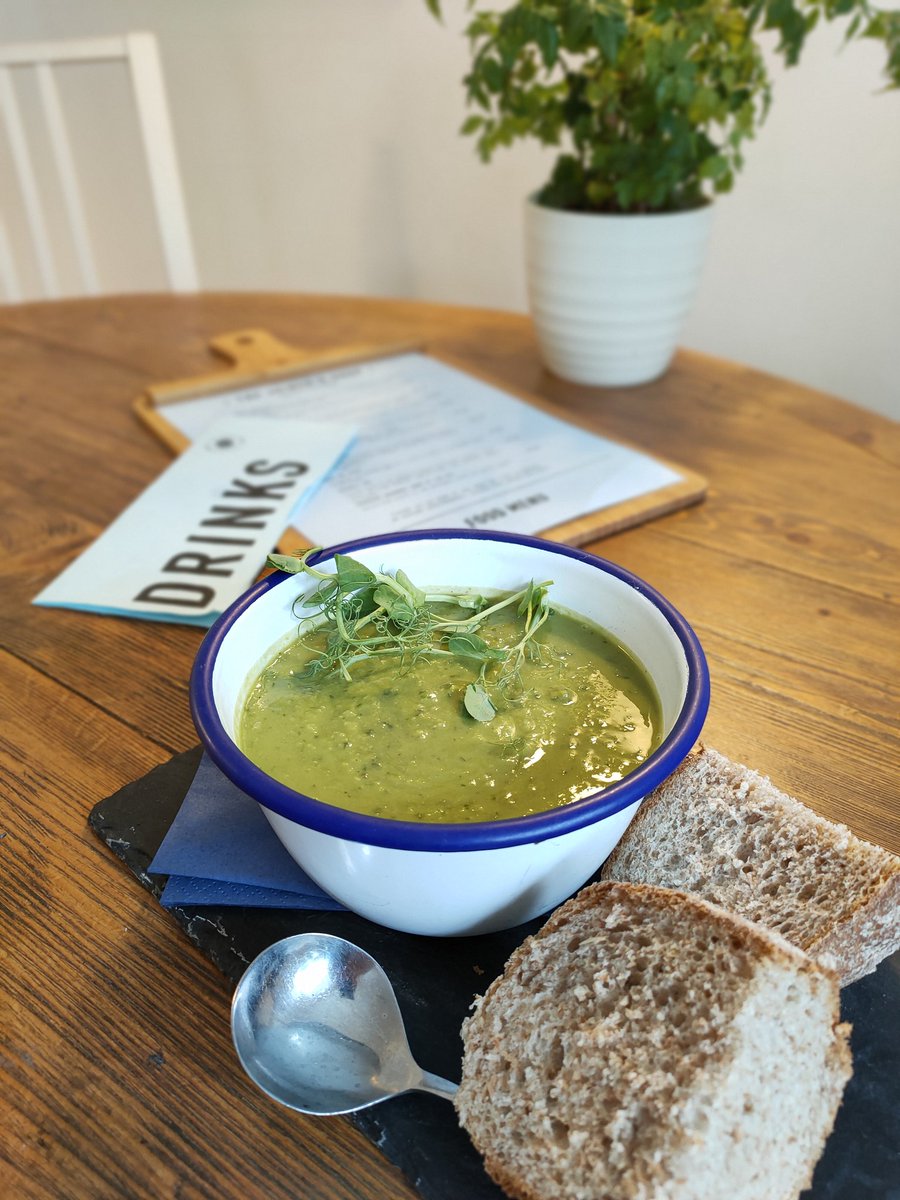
[191, 530, 709, 936]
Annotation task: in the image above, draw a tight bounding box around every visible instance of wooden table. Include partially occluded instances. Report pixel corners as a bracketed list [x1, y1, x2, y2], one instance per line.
[1, 293, 898, 1200]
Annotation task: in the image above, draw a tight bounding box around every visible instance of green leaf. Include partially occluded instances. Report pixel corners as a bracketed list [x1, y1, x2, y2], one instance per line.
[482, 56, 507, 93]
[533, 17, 560, 69]
[372, 583, 415, 624]
[266, 553, 307, 574]
[301, 579, 338, 607]
[699, 153, 730, 180]
[333, 554, 376, 588]
[447, 632, 505, 662]
[517, 579, 550, 620]
[464, 682, 497, 722]
[592, 12, 624, 64]
[563, 2, 594, 50]
[395, 568, 426, 609]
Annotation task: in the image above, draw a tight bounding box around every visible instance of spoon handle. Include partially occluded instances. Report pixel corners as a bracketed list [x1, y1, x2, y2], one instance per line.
[416, 1069, 459, 1102]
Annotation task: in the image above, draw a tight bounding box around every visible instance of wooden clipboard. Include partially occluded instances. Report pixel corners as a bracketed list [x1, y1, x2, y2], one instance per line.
[134, 329, 706, 550]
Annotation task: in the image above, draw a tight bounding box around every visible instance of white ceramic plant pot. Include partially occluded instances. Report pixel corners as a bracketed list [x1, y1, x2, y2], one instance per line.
[524, 196, 713, 387]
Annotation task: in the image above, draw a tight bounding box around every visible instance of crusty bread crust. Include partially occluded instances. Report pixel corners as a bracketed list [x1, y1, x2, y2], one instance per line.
[601, 746, 900, 985]
[457, 881, 851, 1200]
[500, 877, 824, 976]
[810, 869, 900, 984]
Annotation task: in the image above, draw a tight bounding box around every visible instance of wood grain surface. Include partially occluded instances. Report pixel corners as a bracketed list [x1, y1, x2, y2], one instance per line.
[1, 292, 898, 1200]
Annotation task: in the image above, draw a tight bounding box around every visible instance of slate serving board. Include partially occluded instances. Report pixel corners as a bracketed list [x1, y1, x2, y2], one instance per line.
[89, 747, 900, 1200]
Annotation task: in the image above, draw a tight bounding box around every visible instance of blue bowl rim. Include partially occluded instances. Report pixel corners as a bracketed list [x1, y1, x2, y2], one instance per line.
[190, 528, 710, 852]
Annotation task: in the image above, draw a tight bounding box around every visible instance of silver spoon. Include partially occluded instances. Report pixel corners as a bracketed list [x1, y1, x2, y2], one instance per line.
[231, 932, 459, 1115]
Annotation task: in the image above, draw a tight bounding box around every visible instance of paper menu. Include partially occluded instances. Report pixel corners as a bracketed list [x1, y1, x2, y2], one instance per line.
[155, 352, 684, 546]
[34, 414, 355, 626]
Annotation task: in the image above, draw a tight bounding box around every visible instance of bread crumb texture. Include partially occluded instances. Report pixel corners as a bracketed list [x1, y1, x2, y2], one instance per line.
[456, 882, 851, 1200]
[601, 747, 900, 985]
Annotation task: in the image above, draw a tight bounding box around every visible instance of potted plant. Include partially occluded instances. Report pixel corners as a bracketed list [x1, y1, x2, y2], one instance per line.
[427, 0, 900, 386]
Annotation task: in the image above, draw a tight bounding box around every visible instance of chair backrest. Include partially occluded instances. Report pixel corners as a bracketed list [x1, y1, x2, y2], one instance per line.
[0, 31, 198, 301]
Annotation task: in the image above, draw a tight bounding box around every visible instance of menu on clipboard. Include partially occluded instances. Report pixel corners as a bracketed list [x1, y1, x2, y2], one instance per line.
[137, 339, 705, 549]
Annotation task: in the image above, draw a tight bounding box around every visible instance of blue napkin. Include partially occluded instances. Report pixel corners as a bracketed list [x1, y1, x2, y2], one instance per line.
[148, 752, 345, 911]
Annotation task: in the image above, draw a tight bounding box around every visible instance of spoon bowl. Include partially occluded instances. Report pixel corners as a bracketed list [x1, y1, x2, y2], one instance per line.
[231, 933, 458, 1115]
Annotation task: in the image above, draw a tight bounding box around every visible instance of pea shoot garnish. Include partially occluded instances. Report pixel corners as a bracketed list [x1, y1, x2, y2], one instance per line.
[266, 549, 554, 723]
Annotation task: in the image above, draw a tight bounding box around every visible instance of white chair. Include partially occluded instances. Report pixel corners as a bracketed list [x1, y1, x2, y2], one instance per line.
[0, 31, 198, 301]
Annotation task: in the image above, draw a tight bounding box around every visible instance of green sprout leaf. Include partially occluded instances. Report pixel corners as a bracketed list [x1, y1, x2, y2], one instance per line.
[464, 682, 497, 722]
[394, 569, 426, 609]
[373, 584, 416, 627]
[447, 632, 506, 663]
[266, 552, 309, 574]
[333, 554, 377, 588]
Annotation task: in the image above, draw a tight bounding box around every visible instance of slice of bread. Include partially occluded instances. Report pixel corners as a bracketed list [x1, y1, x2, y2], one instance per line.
[601, 746, 900, 985]
[456, 882, 851, 1200]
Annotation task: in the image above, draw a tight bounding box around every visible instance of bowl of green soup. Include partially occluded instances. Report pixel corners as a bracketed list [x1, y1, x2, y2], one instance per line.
[191, 529, 709, 936]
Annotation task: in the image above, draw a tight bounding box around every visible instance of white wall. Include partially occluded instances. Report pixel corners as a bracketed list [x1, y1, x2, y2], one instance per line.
[2, 0, 898, 420]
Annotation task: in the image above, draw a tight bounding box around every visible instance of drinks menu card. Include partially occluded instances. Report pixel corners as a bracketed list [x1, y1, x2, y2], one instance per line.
[34, 415, 355, 626]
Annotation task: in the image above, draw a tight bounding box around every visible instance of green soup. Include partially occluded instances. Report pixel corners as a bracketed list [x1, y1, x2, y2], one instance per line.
[238, 602, 662, 824]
